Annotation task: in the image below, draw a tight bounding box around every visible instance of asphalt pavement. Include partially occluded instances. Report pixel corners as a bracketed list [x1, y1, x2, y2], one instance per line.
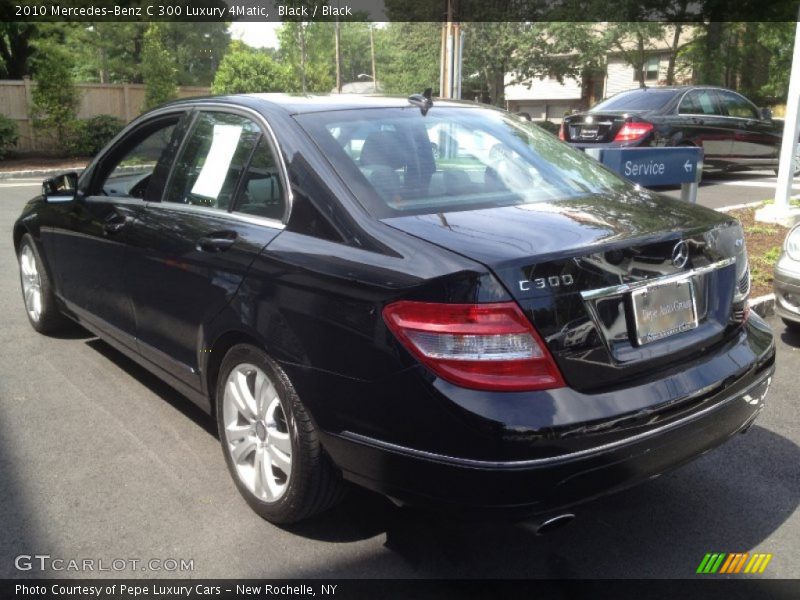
[0, 177, 798, 579]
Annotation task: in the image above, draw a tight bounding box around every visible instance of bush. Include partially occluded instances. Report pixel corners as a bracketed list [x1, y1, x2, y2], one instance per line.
[212, 47, 291, 94]
[66, 115, 125, 156]
[533, 120, 561, 136]
[0, 114, 19, 159]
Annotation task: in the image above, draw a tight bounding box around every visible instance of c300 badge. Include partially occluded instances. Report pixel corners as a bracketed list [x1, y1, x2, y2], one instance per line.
[519, 274, 574, 291]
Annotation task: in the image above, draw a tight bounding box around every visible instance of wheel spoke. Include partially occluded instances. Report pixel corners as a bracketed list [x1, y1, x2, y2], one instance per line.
[268, 443, 291, 475]
[253, 446, 269, 499]
[31, 291, 41, 316]
[229, 436, 256, 465]
[254, 370, 273, 418]
[261, 446, 283, 496]
[225, 423, 252, 442]
[269, 430, 292, 455]
[227, 376, 256, 422]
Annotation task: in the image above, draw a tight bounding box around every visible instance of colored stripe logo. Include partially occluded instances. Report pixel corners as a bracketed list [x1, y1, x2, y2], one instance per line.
[697, 552, 773, 574]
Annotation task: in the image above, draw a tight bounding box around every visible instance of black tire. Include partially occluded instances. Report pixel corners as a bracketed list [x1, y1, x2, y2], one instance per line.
[17, 233, 68, 334]
[215, 344, 346, 524]
[782, 318, 800, 332]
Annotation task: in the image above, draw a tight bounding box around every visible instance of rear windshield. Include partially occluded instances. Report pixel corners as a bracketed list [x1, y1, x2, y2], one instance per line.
[591, 89, 677, 112]
[295, 106, 629, 218]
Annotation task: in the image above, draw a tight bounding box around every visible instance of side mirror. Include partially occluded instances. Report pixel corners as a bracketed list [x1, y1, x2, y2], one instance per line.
[42, 172, 79, 201]
[760, 107, 773, 121]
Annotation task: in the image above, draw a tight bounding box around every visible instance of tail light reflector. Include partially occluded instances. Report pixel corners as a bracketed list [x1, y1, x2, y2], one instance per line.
[382, 301, 565, 392]
[613, 121, 653, 142]
[558, 123, 566, 140]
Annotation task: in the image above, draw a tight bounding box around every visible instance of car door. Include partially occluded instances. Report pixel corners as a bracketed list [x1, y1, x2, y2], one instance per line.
[716, 89, 780, 164]
[676, 89, 733, 164]
[51, 112, 185, 346]
[124, 108, 287, 390]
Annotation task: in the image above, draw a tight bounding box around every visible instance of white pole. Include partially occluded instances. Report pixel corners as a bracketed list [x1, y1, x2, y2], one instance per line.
[774, 20, 800, 211]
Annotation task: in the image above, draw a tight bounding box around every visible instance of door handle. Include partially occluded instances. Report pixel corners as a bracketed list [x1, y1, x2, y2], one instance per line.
[103, 214, 131, 234]
[197, 231, 237, 252]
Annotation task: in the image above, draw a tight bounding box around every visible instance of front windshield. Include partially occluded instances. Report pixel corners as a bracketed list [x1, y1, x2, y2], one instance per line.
[295, 106, 629, 218]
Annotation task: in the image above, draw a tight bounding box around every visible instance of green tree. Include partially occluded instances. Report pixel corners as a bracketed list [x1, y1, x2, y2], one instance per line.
[600, 23, 671, 88]
[376, 22, 440, 95]
[141, 24, 177, 110]
[277, 22, 335, 93]
[0, 22, 38, 78]
[31, 44, 79, 143]
[211, 42, 291, 94]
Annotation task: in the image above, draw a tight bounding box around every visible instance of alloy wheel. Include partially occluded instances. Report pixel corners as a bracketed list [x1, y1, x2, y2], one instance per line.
[222, 363, 292, 502]
[19, 245, 42, 322]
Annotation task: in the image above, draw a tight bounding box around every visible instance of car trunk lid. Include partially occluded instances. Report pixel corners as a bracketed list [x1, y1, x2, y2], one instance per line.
[382, 191, 745, 392]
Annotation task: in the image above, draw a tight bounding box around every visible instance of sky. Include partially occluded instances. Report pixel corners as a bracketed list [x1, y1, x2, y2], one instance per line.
[229, 22, 282, 49]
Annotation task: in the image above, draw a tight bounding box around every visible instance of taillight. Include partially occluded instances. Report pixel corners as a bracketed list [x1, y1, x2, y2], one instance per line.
[558, 122, 566, 140]
[613, 121, 653, 142]
[382, 301, 565, 392]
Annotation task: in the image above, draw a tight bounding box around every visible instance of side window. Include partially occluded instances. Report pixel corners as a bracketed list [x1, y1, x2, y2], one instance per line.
[233, 137, 286, 221]
[679, 90, 719, 116]
[165, 112, 260, 210]
[96, 120, 177, 199]
[718, 91, 759, 120]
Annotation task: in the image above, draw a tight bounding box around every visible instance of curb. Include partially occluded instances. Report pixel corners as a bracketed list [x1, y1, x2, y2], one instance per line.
[0, 167, 86, 180]
[749, 293, 775, 318]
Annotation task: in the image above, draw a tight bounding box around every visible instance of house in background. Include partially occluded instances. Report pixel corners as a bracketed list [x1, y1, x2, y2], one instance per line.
[505, 27, 695, 122]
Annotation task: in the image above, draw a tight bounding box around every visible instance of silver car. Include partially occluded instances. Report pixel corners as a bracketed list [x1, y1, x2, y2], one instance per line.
[774, 223, 800, 331]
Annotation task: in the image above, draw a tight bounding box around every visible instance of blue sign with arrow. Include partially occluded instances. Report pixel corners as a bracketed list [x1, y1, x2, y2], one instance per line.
[587, 146, 704, 187]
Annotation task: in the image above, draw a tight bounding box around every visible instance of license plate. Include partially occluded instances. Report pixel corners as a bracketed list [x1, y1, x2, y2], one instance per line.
[631, 280, 698, 345]
[580, 126, 599, 138]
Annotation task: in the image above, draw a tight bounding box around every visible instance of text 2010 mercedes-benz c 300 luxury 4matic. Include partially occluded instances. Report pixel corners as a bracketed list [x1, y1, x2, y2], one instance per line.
[14, 95, 774, 524]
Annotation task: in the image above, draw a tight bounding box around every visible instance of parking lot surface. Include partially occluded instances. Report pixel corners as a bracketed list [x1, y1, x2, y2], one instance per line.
[1, 177, 798, 579]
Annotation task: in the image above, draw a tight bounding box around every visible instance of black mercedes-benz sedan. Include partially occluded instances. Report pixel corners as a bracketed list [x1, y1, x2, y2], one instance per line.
[561, 85, 796, 174]
[14, 94, 775, 525]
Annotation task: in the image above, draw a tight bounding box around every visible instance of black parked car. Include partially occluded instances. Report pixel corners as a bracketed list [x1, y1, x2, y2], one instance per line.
[14, 95, 775, 526]
[561, 86, 797, 174]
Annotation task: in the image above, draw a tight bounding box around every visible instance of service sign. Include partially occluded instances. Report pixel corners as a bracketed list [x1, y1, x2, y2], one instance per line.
[592, 146, 704, 187]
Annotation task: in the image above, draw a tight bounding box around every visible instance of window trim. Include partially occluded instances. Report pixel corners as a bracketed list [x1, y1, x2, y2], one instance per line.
[677, 87, 763, 122]
[87, 110, 186, 199]
[716, 89, 760, 121]
[146, 102, 293, 229]
[677, 88, 723, 117]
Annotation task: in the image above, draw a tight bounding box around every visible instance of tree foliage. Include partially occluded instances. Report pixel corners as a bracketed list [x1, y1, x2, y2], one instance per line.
[211, 42, 291, 94]
[141, 24, 177, 110]
[31, 44, 79, 141]
[681, 22, 795, 104]
[0, 113, 19, 159]
[376, 22, 441, 95]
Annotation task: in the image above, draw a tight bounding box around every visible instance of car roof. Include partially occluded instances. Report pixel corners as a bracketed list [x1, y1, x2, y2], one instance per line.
[159, 93, 482, 116]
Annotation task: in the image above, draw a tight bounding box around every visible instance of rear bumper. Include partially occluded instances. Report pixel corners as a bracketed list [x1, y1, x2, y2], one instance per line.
[320, 318, 775, 515]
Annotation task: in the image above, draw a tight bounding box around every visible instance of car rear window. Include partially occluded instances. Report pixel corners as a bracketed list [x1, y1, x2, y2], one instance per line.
[295, 107, 628, 218]
[591, 89, 677, 112]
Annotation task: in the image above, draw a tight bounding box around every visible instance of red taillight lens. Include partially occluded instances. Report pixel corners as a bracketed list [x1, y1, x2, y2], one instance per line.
[558, 123, 566, 140]
[382, 301, 565, 392]
[613, 121, 653, 142]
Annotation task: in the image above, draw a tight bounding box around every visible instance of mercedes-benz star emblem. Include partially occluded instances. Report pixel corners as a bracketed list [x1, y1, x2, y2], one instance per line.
[671, 240, 689, 269]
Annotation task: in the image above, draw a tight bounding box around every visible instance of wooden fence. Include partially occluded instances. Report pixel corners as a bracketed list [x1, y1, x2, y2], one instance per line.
[0, 79, 209, 153]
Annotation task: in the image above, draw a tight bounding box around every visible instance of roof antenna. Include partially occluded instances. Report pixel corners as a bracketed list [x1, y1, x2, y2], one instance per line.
[408, 88, 433, 116]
